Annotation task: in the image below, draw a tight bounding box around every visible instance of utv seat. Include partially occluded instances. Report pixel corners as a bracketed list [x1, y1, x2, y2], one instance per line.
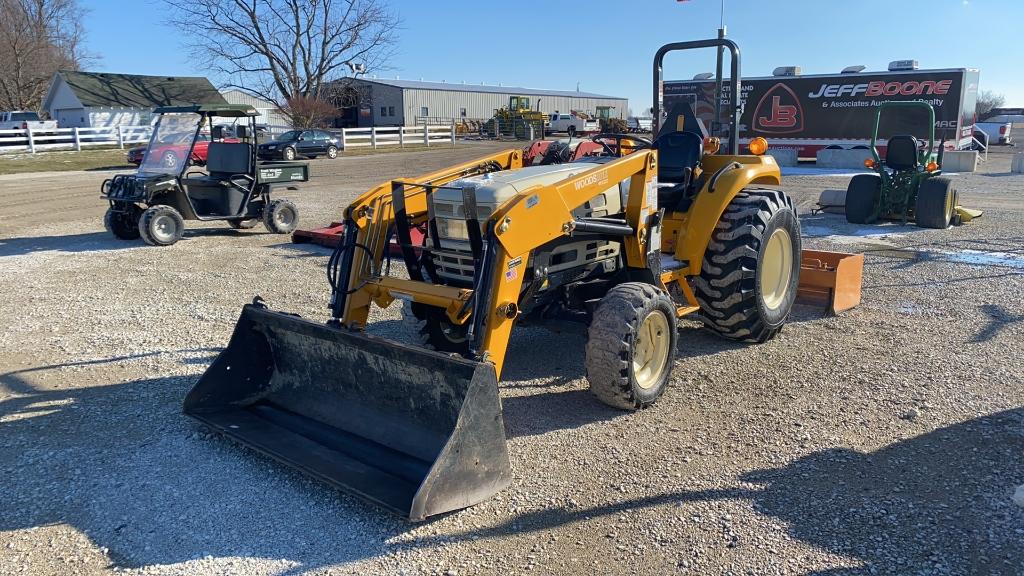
[884, 134, 919, 170]
[182, 142, 254, 217]
[653, 131, 704, 211]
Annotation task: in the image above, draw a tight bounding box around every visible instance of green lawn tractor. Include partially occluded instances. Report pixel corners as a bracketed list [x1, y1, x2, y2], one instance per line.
[845, 101, 962, 229]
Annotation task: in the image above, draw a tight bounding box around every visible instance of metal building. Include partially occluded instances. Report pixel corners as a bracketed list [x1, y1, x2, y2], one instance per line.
[334, 78, 628, 127]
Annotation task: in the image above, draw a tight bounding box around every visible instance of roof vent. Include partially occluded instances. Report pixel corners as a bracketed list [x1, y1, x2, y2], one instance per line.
[841, 65, 866, 74]
[888, 59, 919, 71]
[692, 72, 714, 80]
[772, 66, 801, 77]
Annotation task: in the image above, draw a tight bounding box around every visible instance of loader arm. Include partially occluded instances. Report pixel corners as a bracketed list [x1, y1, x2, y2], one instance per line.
[339, 149, 524, 326]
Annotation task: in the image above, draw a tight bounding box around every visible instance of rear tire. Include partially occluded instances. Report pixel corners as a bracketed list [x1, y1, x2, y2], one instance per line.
[263, 199, 298, 234]
[693, 189, 801, 343]
[138, 205, 184, 246]
[915, 177, 956, 229]
[104, 205, 142, 240]
[845, 173, 881, 224]
[585, 282, 677, 410]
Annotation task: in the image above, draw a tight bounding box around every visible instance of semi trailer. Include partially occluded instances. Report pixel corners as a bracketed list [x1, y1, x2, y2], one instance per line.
[665, 61, 980, 158]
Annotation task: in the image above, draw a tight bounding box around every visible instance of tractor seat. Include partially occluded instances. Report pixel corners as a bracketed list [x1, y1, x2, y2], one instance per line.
[653, 131, 704, 210]
[885, 135, 919, 170]
[181, 142, 254, 188]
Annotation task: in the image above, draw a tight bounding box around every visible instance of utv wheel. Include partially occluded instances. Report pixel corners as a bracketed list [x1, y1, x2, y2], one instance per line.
[263, 199, 298, 234]
[845, 174, 880, 224]
[915, 177, 956, 229]
[327, 145, 338, 159]
[694, 188, 801, 343]
[228, 218, 259, 230]
[585, 282, 677, 410]
[282, 147, 296, 161]
[138, 205, 184, 246]
[104, 205, 142, 240]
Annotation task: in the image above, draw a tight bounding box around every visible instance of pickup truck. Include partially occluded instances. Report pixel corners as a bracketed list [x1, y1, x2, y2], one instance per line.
[627, 117, 653, 133]
[974, 121, 1013, 146]
[0, 111, 58, 132]
[546, 113, 599, 137]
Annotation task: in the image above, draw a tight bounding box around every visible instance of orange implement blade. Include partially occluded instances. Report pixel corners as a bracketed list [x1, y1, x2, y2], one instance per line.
[797, 250, 864, 314]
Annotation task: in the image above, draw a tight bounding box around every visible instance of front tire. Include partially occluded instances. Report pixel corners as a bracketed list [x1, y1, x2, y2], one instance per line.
[694, 189, 801, 343]
[263, 199, 298, 234]
[104, 205, 142, 240]
[585, 282, 677, 410]
[915, 177, 956, 229]
[282, 147, 296, 161]
[138, 205, 184, 246]
[327, 145, 338, 159]
[161, 151, 180, 170]
[402, 301, 469, 353]
[845, 174, 880, 224]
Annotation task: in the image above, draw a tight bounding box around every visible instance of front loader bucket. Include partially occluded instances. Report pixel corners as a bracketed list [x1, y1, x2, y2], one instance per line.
[797, 250, 865, 314]
[184, 304, 511, 521]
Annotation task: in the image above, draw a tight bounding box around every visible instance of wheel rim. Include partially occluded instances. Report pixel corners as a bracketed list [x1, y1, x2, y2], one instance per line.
[633, 310, 670, 390]
[284, 148, 294, 160]
[328, 147, 337, 158]
[162, 152, 178, 168]
[152, 214, 177, 242]
[274, 207, 295, 228]
[944, 187, 955, 222]
[760, 228, 794, 311]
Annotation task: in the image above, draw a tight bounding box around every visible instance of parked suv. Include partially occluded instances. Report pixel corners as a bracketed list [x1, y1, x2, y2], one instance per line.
[258, 129, 340, 160]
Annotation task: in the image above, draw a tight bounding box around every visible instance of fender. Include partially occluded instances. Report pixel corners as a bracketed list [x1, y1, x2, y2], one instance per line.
[672, 154, 782, 274]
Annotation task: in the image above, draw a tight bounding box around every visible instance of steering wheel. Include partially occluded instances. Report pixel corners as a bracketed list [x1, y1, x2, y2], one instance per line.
[588, 133, 653, 157]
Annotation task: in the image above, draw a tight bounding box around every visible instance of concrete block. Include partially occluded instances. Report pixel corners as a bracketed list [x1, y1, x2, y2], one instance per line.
[767, 148, 798, 167]
[941, 150, 978, 173]
[1012, 152, 1024, 174]
[815, 148, 873, 169]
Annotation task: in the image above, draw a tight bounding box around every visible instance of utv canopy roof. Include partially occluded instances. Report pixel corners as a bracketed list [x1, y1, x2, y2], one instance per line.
[154, 104, 260, 117]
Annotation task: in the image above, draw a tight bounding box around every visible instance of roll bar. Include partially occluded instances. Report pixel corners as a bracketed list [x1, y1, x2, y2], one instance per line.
[652, 38, 741, 155]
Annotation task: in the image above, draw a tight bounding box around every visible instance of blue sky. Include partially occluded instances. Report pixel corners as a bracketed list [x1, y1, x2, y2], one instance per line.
[84, 0, 1022, 111]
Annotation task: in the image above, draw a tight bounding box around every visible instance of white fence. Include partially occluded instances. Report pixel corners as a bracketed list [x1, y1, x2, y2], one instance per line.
[0, 126, 152, 154]
[340, 124, 455, 149]
[0, 123, 456, 155]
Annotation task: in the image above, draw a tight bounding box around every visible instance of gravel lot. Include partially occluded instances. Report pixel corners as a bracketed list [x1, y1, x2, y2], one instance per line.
[1, 143, 1022, 575]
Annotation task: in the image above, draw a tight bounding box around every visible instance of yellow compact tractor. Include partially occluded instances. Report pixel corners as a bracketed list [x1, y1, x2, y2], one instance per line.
[185, 39, 859, 521]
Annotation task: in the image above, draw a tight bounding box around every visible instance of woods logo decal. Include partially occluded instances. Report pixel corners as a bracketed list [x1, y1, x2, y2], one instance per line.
[754, 83, 804, 134]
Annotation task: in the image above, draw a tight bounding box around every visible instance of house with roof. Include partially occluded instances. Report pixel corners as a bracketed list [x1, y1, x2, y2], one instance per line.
[42, 71, 227, 128]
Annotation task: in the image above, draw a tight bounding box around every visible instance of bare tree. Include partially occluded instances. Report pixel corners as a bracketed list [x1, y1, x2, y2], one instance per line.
[0, 0, 89, 112]
[163, 0, 399, 124]
[285, 94, 339, 128]
[976, 90, 1005, 119]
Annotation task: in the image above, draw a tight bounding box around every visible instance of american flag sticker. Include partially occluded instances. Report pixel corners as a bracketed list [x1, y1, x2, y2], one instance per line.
[505, 268, 518, 282]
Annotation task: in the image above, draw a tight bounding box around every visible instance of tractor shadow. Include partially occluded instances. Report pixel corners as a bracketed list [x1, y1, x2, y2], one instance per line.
[414, 408, 1024, 575]
[0, 354, 410, 574]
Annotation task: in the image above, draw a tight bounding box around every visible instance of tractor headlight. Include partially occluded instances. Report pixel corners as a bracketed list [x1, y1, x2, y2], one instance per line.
[437, 217, 469, 240]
